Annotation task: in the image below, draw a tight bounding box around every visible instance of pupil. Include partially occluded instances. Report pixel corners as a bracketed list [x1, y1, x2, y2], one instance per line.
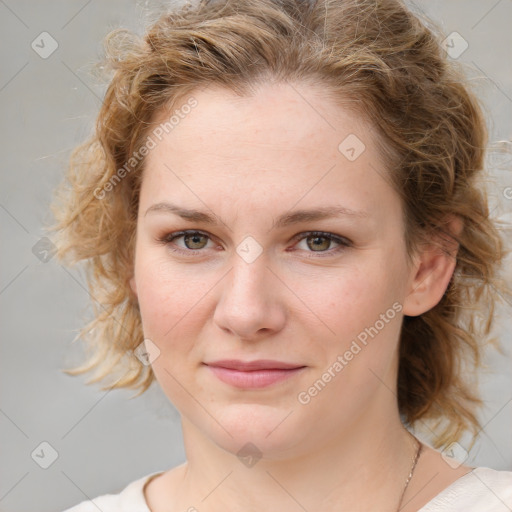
[310, 236, 329, 251]
[186, 233, 205, 249]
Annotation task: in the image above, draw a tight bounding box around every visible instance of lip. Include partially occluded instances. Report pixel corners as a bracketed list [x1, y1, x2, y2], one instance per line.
[204, 360, 306, 389]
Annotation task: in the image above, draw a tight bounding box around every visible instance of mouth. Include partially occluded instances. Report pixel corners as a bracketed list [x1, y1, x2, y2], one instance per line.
[203, 360, 307, 389]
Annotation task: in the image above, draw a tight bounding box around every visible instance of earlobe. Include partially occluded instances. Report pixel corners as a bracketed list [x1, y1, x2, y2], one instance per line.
[402, 216, 462, 317]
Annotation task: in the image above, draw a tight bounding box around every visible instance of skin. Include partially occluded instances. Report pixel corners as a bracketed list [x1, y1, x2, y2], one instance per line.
[129, 81, 471, 512]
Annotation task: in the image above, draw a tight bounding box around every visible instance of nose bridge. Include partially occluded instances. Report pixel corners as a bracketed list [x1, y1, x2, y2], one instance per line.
[225, 231, 271, 298]
[213, 246, 285, 339]
[224, 248, 273, 314]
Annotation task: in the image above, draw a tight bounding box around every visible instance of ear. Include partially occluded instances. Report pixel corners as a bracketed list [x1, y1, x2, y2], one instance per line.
[402, 216, 462, 317]
[129, 275, 138, 298]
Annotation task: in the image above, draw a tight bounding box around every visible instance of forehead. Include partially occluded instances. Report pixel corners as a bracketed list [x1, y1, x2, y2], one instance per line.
[149, 81, 371, 159]
[140, 82, 398, 224]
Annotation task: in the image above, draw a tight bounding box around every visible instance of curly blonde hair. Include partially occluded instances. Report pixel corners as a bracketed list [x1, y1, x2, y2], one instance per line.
[48, 0, 509, 448]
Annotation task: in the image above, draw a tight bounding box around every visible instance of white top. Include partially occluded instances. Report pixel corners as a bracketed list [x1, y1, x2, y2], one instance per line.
[63, 467, 512, 512]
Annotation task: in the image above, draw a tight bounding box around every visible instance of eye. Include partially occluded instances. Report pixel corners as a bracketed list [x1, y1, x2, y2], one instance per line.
[157, 230, 215, 255]
[291, 231, 351, 257]
[158, 230, 351, 257]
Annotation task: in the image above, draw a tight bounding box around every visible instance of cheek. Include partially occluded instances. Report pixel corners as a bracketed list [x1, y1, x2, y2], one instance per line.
[134, 255, 204, 341]
[135, 259, 208, 406]
[307, 263, 402, 344]
[305, 262, 404, 398]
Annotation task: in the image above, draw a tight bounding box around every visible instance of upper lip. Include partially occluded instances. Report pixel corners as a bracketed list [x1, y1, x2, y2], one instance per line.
[205, 360, 305, 371]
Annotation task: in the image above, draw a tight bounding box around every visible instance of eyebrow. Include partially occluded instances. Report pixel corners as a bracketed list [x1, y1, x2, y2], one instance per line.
[144, 202, 368, 229]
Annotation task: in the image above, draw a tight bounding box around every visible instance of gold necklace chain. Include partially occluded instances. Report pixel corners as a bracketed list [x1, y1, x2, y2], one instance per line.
[396, 436, 422, 512]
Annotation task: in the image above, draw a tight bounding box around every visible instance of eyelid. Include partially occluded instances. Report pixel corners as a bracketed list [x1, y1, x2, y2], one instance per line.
[157, 229, 352, 256]
[158, 229, 217, 251]
[288, 231, 352, 258]
[289, 230, 352, 247]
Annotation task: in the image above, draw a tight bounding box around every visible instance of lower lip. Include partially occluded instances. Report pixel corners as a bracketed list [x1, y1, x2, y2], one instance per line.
[206, 365, 305, 389]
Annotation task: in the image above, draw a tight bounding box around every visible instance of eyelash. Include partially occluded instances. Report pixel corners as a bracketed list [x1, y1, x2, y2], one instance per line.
[157, 230, 352, 258]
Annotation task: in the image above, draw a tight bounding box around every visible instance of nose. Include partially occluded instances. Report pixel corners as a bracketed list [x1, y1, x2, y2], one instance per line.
[213, 253, 287, 342]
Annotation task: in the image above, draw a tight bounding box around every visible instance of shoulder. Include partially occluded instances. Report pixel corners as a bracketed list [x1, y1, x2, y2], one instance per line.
[62, 471, 164, 512]
[419, 467, 512, 512]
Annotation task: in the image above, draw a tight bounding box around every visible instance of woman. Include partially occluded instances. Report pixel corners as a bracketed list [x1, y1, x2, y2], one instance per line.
[51, 0, 512, 510]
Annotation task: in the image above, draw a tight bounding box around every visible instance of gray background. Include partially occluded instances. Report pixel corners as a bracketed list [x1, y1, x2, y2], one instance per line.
[1, 1, 511, 511]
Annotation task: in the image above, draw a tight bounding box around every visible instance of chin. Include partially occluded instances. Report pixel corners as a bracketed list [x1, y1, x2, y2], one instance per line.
[205, 402, 305, 458]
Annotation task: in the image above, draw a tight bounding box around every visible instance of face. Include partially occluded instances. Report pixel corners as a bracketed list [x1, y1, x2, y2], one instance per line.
[130, 81, 416, 459]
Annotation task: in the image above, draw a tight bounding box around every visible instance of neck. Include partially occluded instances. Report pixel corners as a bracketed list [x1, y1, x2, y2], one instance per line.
[174, 407, 418, 511]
